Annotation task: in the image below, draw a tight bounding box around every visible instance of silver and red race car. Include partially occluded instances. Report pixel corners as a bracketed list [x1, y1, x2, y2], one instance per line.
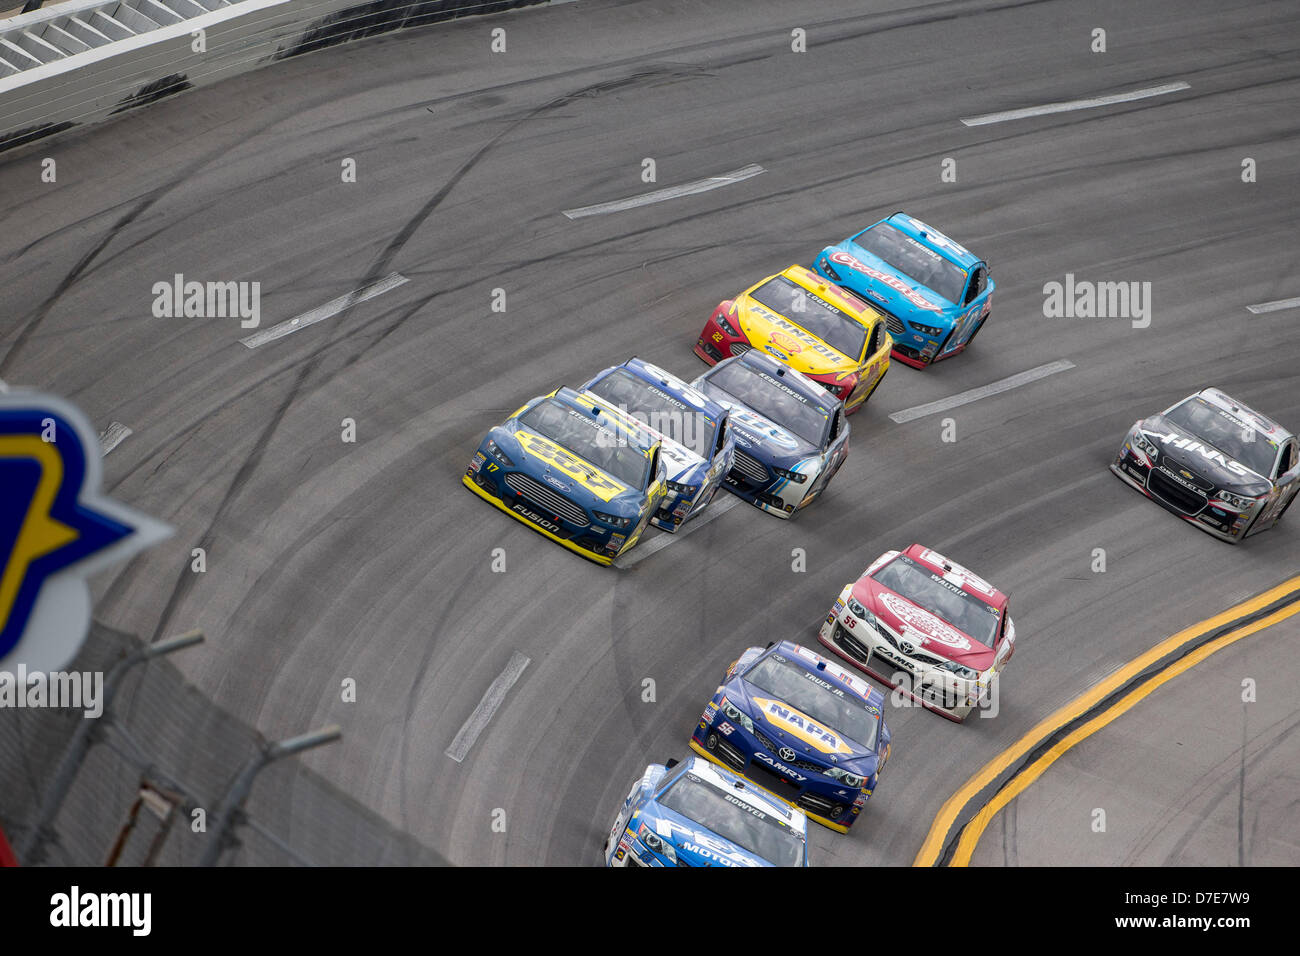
[817, 545, 1016, 721]
[1111, 387, 1299, 543]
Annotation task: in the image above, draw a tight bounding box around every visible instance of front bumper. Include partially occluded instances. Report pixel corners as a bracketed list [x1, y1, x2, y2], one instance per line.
[721, 449, 817, 519]
[816, 606, 989, 722]
[1110, 445, 1259, 544]
[462, 464, 640, 565]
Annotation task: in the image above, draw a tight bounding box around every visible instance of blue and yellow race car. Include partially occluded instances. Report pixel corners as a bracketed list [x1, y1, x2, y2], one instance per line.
[463, 387, 667, 565]
[603, 755, 810, 867]
[815, 212, 994, 368]
[691, 640, 891, 833]
[579, 357, 735, 532]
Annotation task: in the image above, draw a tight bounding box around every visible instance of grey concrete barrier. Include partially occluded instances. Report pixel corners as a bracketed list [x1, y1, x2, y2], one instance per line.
[0, 0, 549, 152]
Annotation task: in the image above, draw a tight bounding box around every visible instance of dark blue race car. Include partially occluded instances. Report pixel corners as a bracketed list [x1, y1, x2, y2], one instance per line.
[691, 350, 849, 519]
[462, 387, 668, 565]
[579, 358, 735, 532]
[691, 640, 891, 833]
[603, 755, 810, 867]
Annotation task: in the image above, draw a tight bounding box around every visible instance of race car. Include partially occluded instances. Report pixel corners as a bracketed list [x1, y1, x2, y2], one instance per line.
[690, 640, 891, 832]
[1110, 387, 1299, 543]
[818, 545, 1016, 722]
[603, 755, 809, 867]
[462, 387, 667, 565]
[694, 264, 892, 413]
[815, 212, 993, 368]
[578, 358, 735, 532]
[692, 350, 849, 519]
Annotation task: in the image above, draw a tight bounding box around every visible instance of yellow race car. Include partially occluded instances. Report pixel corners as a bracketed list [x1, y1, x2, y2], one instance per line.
[695, 265, 891, 414]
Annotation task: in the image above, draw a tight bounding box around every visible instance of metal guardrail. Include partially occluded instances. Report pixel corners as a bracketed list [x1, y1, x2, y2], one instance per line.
[0, 0, 249, 78]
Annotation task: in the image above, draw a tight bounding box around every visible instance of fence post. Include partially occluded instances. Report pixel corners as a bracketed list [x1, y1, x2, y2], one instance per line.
[16, 629, 204, 865]
[198, 725, 341, 866]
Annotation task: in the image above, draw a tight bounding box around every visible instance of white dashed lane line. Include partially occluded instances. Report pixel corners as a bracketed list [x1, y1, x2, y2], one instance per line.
[98, 421, 132, 456]
[888, 360, 1076, 424]
[961, 82, 1190, 126]
[1247, 296, 1300, 314]
[562, 164, 765, 219]
[445, 652, 531, 764]
[240, 272, 408, 348]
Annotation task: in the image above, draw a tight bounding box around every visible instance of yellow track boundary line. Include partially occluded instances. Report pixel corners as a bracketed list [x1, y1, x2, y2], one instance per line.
[949, 599, 1300, 865]
[914, 574, 1300, 866]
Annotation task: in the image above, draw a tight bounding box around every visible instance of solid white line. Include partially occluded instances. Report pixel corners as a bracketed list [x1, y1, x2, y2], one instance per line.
[1246, 296, 1300, 314]
[239, 272, 408, 348]
[562, 164, 765, 219]
[889, 360, 1076, 424]
[445, 652, 531, 763]
[98, 422, 132, 456]
[614, 494, 741, 569]
[961, 82, 1190, 126]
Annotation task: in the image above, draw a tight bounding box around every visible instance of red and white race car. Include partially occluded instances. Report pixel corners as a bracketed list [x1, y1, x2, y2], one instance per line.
[817, 545, 1016, 721]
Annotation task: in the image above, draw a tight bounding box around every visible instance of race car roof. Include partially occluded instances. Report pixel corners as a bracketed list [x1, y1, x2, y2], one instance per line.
[617, 357, 730, 420]
[900, 544, 1009, 609]
[679, 755, 807, 833]
[881, 212, 982, 269]
[724, 349, 839, 412]
[1194, 387, 1295, 443]
[542, 386, 658, 453]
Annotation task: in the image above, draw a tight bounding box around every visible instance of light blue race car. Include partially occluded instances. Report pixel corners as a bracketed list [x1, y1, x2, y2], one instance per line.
[603, 755, 810, 867]
[815, 212, 994, 368]
[579, 357, 735, 532]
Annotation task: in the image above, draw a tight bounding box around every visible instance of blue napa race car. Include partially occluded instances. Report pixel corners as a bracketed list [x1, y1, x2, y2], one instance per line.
[691, 640, 891, 833]
[692, 350, 849, 518]
[579, 358, 735, 532]
[603, 755, 810, 867]
[815, 211, 994, 368]
[462, 387, 667, 566]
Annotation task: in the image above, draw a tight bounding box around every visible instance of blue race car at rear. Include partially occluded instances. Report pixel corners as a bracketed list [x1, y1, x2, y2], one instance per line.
[692, 350, 850, 519]
[579, 358, 735, 532]
[463, 387, 667, 566]
[815, 212, 994, 368]
[603, 755, 809, 867]
[691, 640, 891, 833]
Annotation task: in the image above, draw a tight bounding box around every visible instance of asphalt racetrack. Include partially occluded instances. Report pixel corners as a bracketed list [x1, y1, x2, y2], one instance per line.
[2, 0, 1297, 865]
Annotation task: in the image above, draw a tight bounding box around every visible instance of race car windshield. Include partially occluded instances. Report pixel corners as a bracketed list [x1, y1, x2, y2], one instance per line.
[743, 656, 881, 752]
[749, 276, 868, 360]
[659, 773, 804, 867]
[705, 363, 829, 447]
[518, 399, 651, 489]
[871, 554, 999, 647]
[1164, 397, 1278, 478]
[585, 369, 718, 459]
[852, 222, 967, 305]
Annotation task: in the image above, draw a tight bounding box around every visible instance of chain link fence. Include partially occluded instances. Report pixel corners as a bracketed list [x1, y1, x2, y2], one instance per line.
[0, 621, 447, 866]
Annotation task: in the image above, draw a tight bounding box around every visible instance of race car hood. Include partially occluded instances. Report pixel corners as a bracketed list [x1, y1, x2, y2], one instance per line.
[726, 677, 882, 777]
[640, 804, 771, 868]
[499, 422, 645, 514]
[824, 244, 954, 319]
[732, 297, 861, 376]
[1138, 414, 1273, 494]
[851, 577, 997, 671]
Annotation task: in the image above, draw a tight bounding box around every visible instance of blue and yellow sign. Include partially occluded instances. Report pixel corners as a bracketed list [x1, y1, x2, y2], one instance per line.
[0, 390, 169, 672]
